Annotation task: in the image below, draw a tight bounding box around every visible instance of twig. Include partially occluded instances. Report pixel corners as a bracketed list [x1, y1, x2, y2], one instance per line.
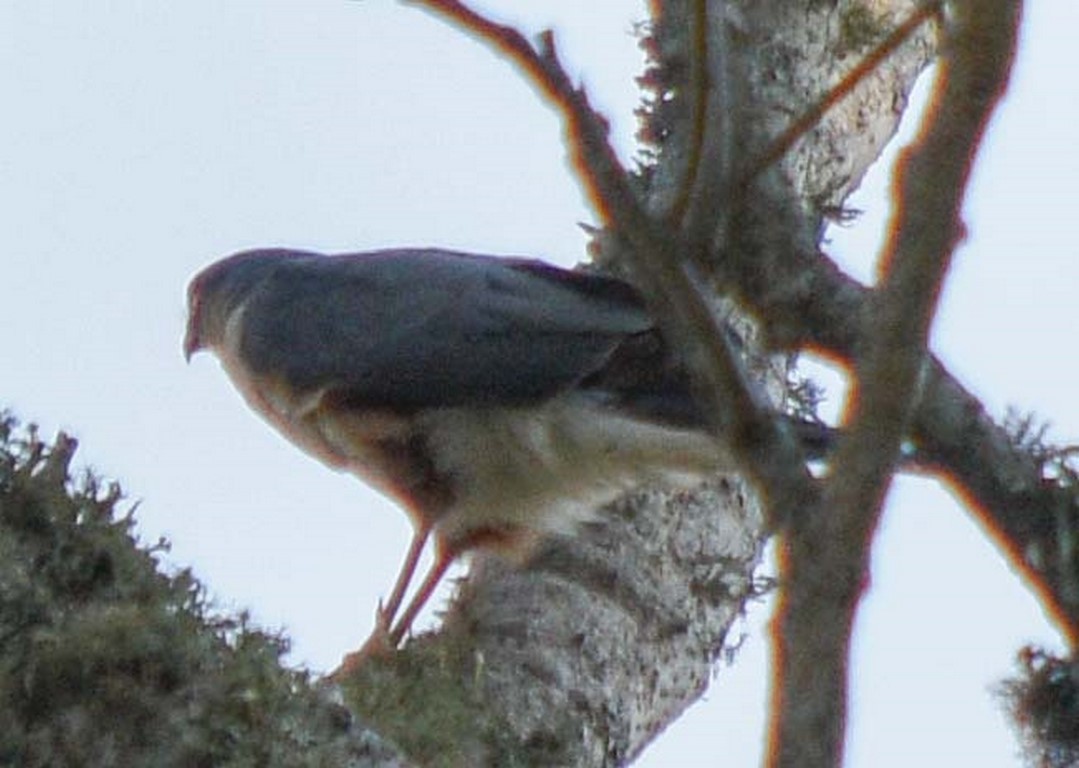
[664, 0, 710, 226]
[403, 0, 640, 224]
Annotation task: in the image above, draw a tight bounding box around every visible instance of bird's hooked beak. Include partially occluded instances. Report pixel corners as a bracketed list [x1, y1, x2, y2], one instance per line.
[183, 293, 202, 363]
[182, 323, 199, 360]
[183, 325, 199, 362]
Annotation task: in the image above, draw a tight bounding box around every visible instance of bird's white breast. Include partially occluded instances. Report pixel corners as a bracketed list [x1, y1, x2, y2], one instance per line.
[417, 393, 731, 556]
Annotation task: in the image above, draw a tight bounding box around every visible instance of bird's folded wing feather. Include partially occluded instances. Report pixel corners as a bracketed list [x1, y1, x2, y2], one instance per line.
[235, 250, 654, 410]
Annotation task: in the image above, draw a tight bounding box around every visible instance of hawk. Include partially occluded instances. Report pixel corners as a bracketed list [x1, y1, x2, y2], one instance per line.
[184, 247, 746, 655]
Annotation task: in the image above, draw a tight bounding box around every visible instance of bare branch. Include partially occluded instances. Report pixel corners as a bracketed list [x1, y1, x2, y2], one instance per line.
[404, 0, 643, 229]
[682, 0, 1077, 648]
[662, 0, 710, 227]
[768, 2, 1023, 765]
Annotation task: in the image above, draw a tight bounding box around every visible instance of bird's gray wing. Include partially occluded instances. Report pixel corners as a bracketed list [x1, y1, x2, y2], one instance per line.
[236, 249, 655, 410]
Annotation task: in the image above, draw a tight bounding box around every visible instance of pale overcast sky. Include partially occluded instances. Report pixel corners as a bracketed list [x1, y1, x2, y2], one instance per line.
[3, 2, 1076, 766]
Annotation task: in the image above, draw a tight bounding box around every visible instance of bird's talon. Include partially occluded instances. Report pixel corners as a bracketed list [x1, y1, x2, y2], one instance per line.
[328, 624, 397, 682]
[374, 600, 393, 631]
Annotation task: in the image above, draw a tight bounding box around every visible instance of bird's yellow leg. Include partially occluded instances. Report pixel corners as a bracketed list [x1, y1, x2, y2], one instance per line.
[378, 524, 430, 632]
[387, 547, 455, 647]
[331, 525, 432, 677]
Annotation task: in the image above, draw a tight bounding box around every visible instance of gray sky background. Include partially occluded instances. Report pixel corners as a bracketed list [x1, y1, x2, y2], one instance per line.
[3, 2, 1076, 765]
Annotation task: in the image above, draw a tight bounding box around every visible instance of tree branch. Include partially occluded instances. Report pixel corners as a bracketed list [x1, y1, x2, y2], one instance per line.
[702, 0, 1077, 648]
[769, 2, 1022, 763]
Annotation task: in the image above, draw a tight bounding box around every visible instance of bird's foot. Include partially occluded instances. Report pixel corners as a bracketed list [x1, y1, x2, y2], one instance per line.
[327, 602, 399, 682]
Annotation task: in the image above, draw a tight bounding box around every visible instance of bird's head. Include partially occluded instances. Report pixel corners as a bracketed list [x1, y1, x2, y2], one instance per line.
[184, 248, 315, 362]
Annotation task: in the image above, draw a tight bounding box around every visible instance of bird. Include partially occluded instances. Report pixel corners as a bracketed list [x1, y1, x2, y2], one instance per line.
[183, 247, 759, 658]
